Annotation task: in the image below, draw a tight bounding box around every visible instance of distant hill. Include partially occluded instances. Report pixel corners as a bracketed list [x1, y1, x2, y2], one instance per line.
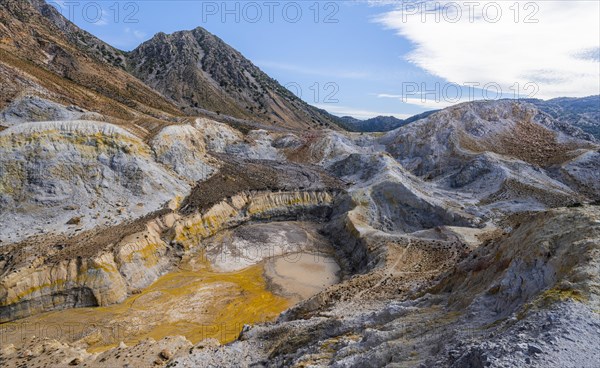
[340, 96, 600, 136]
[338, 110, 439, 132]
[524, 96, 600, 140]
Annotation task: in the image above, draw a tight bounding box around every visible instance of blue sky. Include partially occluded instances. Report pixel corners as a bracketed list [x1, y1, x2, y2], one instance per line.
[49, 1, 600, 119]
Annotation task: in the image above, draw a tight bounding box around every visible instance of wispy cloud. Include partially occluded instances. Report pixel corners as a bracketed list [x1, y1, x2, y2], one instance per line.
[92, 10, 109, 26]
[375, 1, 600, 99]
[129, 28, 147, 40]
[376, 93, 463, 109]
[314, 103, 412, 120]
[256, 61, 372, 80]
[102, 27, 148, 49]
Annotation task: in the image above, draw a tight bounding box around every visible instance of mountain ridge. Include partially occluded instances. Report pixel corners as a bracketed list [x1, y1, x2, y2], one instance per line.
[525, 95, 600, 140]
[338, 110, 439, 132]
[0, 0, 343, 133]
[126, 26, 344, 130]
[0, 0, 184, 138]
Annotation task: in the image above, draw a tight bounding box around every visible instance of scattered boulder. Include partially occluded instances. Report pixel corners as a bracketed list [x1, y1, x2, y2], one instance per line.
[66, 217, 81, 225]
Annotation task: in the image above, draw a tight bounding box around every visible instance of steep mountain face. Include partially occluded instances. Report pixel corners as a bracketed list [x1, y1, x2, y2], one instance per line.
[526, 96, 600, 140]
[14, 0, 127, 68]
[0, 0, 341, 133]
[127, 28, 343, 130]
[0, 0, 183, 137]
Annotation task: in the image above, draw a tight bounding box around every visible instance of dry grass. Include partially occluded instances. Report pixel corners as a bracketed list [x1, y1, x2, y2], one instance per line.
[459, 118, 593, 167]
[0, 208, 171, 270]
[179, 156, 343, 215]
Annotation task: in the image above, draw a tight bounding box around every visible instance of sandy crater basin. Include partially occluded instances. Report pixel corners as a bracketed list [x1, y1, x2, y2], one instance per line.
[0, 221, 340, 352]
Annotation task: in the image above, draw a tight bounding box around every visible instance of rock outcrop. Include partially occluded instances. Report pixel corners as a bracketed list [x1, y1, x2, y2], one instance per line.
[378, 101, 599, 212]
[0, 120, 190, 244]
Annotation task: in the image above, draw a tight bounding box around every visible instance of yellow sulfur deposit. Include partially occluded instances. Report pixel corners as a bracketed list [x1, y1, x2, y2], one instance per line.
[0, 252, 290, 353]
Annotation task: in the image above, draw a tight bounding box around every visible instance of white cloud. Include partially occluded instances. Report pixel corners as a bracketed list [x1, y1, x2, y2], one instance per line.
[314, 103, 412, 119]
[376, 1, 600, 99]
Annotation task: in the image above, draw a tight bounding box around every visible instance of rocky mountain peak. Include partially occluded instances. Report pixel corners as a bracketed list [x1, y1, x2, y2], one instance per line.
[127, 27, 342, 130]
